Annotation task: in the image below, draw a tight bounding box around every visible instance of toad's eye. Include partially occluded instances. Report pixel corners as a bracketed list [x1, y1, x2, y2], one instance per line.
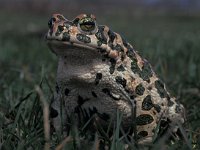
[78, 17, 96, 33]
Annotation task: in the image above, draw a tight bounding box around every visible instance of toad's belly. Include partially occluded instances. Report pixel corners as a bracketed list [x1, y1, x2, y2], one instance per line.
[51, 80, 160, 142]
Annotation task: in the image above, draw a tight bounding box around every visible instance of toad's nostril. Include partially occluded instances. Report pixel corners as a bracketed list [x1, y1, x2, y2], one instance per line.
[48, 17, 56, 29]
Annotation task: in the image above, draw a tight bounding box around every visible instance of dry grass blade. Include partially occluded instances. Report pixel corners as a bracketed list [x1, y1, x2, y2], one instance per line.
[35, 85, 50, 150]
[14, 91, 34, 109]
[55, 136, 73, 150]
[177, 122, 192, 149]
[92, 133, 100, 150]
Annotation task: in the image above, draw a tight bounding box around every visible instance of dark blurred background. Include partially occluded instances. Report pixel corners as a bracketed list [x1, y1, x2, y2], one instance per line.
[1, 0, 200, 15]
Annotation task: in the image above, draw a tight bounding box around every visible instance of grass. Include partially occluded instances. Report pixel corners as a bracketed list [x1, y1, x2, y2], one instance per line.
[0, 10, 200, 149]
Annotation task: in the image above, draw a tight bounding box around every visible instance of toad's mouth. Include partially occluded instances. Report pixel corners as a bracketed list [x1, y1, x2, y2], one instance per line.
[46, 40, 97, 54]
[46, 40, 105, 66]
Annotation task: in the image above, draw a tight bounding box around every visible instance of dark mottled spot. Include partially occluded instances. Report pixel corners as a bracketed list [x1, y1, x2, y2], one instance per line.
[157, 119, 170, 136]
[50, 107, 58, 118]
[168, 99, 174, 107]
[83, 108, 90, 120]
[139, 61, 153, 82]
[74, 106, 84, 118]
[76, 33, 91, 43]
[102, 54, 109, 61]
[136, 114, 154, 125]
[97, 41, 102, 46]
[91, 91, 97, 98]
[77, 95, 89, 105]
[77, 96, 84, 105]
[108, 30, 116, 43]
[55, 84, 59, 93]
[49, 29, 53, 36]
[92, 107, 97, 112]
[155, 80, 164, 88]
[63, 21, 73, 28]
[130, 95, 136, 99]
[166, 94, 170, 100]
[135, 84, 145, 96]
[152, 128, 156, 133]
[102, 58, 106, 62]
[125, 89, 130, 93]
[122, 37, 133, 54]
[115, 76, 127, 88]
[58, 25, 64, 32]
[73, 18, 80, 25]
[95, 73, 102, 85]
[75, 107, 97, 122]
[74, 106, 79, 113]
[57, 15, 65, 21]
[122, 37, 128, 48]
[62, 32, 70, 41]
[55, 30, 61, 36]
[121, 54, 126, 61]
[175, 104, 182, 113]
[153, 104, 161, 113]
[153, 111, 156, 115]
[148, 86, 152, 90]
[88, 107, 98, 117]
[102, 88, 110, 94]
[99, 113, 110, 121]
[95, 26, 107, 44]
[108, 41, 114, 50]
[102, 88, 119, 100]
[160, 119, 170, 127]
[117, 65, 125, 72]
[87, 107, 110, 121]
[114, 44, 124, 52]
[131, 59, 140, 73]
[55, 25, 65, 36]
[48, 17, 56, 29]
[155, 80, 168, 98]
[110, 58, 116, 74]
[102, 51, 110, 59]
[98, 48, 107, 59]
[127, 48, 137, 61]
[137, 131, 148, 139]
[98, 48, 106, 54]
[128, 49, 153, 82]
[142, 95, 161, 113]
[109, 58, 116, 74]
[142, 95, 153, 110]
[65, 88, 70, 96]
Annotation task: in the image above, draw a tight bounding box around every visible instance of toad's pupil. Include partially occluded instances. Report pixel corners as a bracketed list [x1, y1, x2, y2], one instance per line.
[84, 21, 95, 25]
[80, 21, 95, 31]
[86, 25, 92, 28]
[81, 24, 93, 29]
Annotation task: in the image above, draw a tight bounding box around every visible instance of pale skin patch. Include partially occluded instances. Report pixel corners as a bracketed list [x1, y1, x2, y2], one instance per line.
[108, 50, 119, 59]
[70, 26, 79, 36]
[135, 52, 145, 70]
